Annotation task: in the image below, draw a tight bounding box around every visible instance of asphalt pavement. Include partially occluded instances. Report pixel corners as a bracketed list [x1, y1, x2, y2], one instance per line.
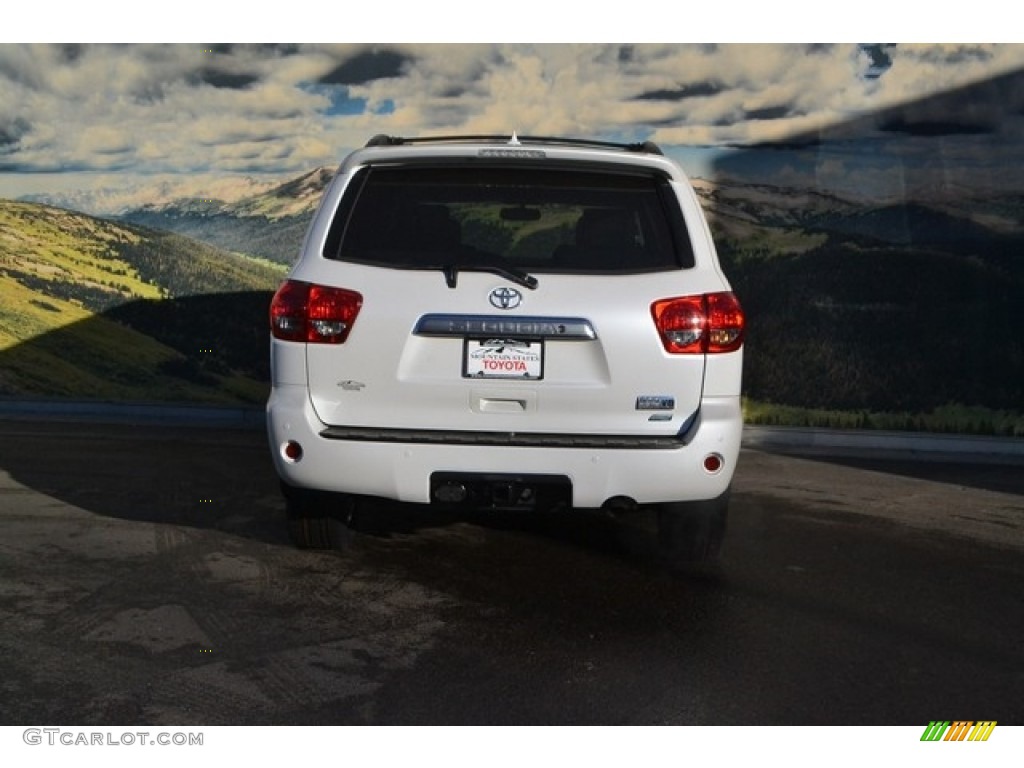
[0, 420, 1022, 725]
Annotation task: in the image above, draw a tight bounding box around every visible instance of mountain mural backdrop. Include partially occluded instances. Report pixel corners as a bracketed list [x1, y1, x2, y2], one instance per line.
[4, 166, 1022, 434]
[702, 181, 1024, 434]
[115, 168, 333, 266]
[0, 200, 283, 404]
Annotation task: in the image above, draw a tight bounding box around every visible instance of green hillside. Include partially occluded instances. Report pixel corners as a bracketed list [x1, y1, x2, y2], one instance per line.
[715, 220, 1024, 436]
[4, 189, 1023, 434]
[0, 200, 284, 404]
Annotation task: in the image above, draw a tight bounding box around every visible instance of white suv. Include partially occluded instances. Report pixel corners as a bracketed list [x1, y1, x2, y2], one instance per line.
[268, 135, 744, 565]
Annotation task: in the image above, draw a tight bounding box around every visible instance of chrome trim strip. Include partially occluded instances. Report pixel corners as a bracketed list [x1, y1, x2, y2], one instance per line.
[319, 425, 686, 449]
[413, 314, 596, 340]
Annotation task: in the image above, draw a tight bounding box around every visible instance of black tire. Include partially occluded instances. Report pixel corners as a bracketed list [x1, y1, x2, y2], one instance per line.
[281, 483, 354, 551]
[656, 487, 730, 567]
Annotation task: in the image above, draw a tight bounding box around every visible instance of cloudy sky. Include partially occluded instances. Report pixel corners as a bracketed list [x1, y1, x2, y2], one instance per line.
[3, 42, 1024, 207]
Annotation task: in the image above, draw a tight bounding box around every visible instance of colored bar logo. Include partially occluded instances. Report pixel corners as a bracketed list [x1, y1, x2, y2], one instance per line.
[920, 721, 997, 741]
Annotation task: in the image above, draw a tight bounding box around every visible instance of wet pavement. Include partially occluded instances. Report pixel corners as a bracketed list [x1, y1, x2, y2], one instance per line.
[1, 421, 1022, 724]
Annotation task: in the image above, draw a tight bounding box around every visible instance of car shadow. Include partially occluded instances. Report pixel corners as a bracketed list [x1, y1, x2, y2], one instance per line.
[0, 291, 288, 545]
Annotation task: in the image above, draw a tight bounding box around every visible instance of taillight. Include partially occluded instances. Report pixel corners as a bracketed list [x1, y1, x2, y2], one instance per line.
[651, 292, 744, 354]
[269, 280, 310, 342]
[270, 280, 363, 344]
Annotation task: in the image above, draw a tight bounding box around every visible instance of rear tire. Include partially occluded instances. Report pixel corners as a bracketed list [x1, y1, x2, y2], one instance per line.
[281, 483, 354, 551]
[656, 487, 730, 568]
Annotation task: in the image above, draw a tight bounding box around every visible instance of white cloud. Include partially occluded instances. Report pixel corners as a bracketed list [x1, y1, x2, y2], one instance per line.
[2, 42, 1024, 204]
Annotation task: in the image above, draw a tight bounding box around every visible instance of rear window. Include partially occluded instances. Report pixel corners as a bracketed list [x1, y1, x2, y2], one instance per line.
[323, 164, 695, 273]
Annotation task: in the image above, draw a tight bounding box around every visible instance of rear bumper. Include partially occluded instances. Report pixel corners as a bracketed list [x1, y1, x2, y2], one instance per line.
[267, 384, 741, 508]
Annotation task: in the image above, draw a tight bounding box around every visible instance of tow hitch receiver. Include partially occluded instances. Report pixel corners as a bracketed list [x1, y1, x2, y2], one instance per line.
[430, 472, 572, 511]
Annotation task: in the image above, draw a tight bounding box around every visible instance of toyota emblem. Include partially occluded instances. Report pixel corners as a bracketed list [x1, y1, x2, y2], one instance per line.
[489, 287, 522, 310]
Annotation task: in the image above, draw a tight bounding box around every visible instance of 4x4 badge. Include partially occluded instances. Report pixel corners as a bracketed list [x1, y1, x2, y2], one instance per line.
[489, 287, 522, 310]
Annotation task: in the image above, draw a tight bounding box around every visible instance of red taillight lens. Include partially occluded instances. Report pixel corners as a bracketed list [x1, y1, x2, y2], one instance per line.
[270, 280, 310, 342]
[651, 292, 745, 354]
[307, 284, 362, 343]
[705, 291, 745, 353]
[270, 280, 363, 344]
[651, 295, 706, 354]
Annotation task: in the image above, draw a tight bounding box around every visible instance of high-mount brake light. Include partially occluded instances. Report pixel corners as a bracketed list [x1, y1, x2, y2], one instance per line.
[270, 280, 363, 344]
[651, 292, 745, 354]
[477, 148, 547, 159]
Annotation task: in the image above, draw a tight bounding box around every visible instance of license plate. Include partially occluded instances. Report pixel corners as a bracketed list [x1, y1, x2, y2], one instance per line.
[464, 339, 544, 379]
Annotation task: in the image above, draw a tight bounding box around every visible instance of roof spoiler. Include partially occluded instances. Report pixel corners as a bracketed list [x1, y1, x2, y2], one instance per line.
[364, 134, 663, 155]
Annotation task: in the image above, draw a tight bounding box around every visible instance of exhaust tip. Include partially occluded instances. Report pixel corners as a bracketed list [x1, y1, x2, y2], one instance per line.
[601, 495, 638, 515]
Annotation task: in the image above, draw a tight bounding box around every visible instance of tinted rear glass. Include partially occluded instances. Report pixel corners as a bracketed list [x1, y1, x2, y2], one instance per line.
[324, 165, 695, 273]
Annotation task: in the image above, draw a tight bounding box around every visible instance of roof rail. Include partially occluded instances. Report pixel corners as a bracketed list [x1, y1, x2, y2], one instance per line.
[364, 134, 663, 155]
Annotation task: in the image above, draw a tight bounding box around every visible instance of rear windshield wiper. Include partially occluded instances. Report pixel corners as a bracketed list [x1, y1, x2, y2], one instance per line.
[440, 262, 538, 290]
